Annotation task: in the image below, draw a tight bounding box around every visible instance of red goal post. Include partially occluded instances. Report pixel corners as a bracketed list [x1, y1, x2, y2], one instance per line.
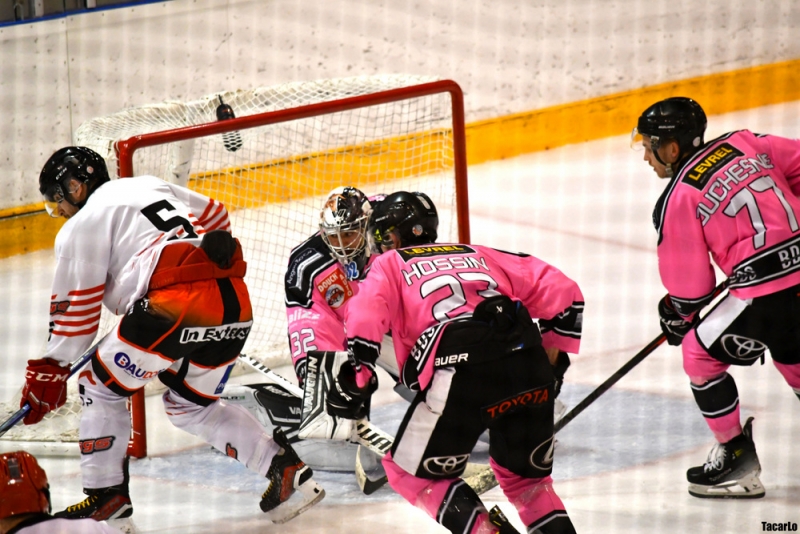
[77, 75, 469, 458]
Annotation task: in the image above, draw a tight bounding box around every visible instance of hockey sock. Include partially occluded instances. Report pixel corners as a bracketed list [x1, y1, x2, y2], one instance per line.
[433, 480, 488, 534]
[690, 373, 742, 443]
[772, 361, 800, 399]
[79, 377, 132, 489]
[489, 459, 567, 527]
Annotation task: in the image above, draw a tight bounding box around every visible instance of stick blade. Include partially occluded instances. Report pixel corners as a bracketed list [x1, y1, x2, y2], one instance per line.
[355, 445, 388, 495]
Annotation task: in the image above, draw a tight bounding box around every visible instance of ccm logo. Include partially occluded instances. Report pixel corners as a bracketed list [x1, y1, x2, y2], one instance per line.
[25, 371, 68, 383]
[434, 353, 468, 367]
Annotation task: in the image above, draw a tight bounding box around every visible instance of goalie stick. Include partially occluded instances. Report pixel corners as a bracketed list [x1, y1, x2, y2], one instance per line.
[238, 353, 499, 494]
[236, 354, 386, 492]
[0, 338, 101, 438]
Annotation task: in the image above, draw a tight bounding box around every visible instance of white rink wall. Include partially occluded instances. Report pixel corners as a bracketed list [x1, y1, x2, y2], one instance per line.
[1, 0, 799, 209]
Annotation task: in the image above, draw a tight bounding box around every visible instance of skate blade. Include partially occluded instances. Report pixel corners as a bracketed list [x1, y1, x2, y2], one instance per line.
[688, 473, 765, 499]
[266, 479, 326, 524]
[106, 517, 139, 534]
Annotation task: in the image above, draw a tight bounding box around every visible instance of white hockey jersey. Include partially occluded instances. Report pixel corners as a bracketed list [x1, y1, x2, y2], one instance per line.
[44, 176, 230, 366]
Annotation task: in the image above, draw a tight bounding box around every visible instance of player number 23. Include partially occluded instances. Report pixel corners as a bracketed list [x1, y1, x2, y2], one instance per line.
[420, 272, 501, 322]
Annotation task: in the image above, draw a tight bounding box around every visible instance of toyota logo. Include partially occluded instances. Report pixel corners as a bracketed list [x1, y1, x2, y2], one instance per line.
[530, 435, 555, 471]
[423, 454, 470, 476]
[721, 334, 766, 363]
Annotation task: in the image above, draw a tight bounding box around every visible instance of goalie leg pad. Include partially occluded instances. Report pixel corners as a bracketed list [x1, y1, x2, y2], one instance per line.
[222, 381, 371, 472]
[220, 382, 302, 441]
[298, 351, 355, 440]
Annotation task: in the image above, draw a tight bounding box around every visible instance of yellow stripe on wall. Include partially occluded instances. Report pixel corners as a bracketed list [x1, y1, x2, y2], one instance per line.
[466, 57, 800, 165]
[4, 57, 800, 259]
[0, 209, 65, 258]
[190, 130, 454, 209]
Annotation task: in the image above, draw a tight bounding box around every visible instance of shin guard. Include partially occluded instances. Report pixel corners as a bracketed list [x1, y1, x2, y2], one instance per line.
[690, 373, 742, 443]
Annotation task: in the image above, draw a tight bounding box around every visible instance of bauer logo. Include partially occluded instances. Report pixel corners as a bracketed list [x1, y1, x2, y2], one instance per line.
[113, 353, 159, 381]
[179, 320, 253, 344]
[681, 143, 744, 191]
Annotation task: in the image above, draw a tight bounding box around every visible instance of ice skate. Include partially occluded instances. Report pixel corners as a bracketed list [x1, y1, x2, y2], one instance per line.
[687, 417, 765, 499]
[487, 505, 521, 533]
[54, 483, 133, 520]
[260, 428, 325, 523]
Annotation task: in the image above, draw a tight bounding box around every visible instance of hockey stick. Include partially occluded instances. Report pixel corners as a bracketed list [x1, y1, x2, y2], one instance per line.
[553, 334, 666, 433]
[238, 354, 498, 494]
[237, 354, 390, 493]
[554, 279, 729, 433]
[0, 340, 100, 438]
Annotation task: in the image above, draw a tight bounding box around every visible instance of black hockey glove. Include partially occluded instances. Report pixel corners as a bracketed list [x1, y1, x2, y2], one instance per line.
[326, 359, 378, 420]
[552, 351, 570, 399]
[658, 294, 699, 346]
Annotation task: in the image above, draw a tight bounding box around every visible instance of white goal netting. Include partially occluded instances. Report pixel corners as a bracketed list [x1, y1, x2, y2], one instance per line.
[1, 75, 468, 454]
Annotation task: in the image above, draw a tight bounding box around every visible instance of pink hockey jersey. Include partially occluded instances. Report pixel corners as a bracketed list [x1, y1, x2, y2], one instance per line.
[345, 244, 584, 390]
[45, 176, 230, 366]
[284, 233, 379, 378]
[653, 131, 800, 315]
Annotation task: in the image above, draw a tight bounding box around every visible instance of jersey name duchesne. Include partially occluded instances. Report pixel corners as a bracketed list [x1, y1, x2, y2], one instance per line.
[346, 243, 583, 372]
[45, 175, 230, 365]
[656, 130, 800, 302]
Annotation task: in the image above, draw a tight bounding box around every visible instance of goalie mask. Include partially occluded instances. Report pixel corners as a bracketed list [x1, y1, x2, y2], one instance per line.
[369, 191, 438, 250]
[39, 146, 110, 217]
[631, 97, 707, 166]
[0, 451, 51, 519]
[319, 187, 373, 280]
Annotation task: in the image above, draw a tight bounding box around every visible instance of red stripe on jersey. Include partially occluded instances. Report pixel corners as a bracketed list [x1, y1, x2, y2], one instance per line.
[61, 305, 102, 317]
[54, 315, 101, 327]
[69, 293, 104, 307]
[197, 201, 217, 223]
[52, 325, 99, 337]
[68, 284, 105, 297]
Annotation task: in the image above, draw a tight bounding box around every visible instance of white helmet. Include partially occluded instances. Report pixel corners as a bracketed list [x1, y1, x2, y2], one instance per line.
[319, 187, 372, 279]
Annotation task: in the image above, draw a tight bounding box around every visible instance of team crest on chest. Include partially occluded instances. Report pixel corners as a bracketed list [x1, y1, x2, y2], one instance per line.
[316, 269, 353, 309]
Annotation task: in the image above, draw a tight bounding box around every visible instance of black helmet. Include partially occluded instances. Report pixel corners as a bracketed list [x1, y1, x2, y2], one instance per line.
[39, 146, 109, 216]
[319, 186, 372, 279]
[369, 191, 438, 249]
[633, 97, 707, 158]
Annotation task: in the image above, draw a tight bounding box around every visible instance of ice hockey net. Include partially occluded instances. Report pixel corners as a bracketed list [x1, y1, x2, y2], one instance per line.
[0, 75, 469, 458]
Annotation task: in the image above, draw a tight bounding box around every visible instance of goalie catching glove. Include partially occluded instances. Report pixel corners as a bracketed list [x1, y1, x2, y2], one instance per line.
[20, 358, 69, 425]
[658, 294, 699, 346]
[326, 352, 377, 420]
[298, 351, 374, 440]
